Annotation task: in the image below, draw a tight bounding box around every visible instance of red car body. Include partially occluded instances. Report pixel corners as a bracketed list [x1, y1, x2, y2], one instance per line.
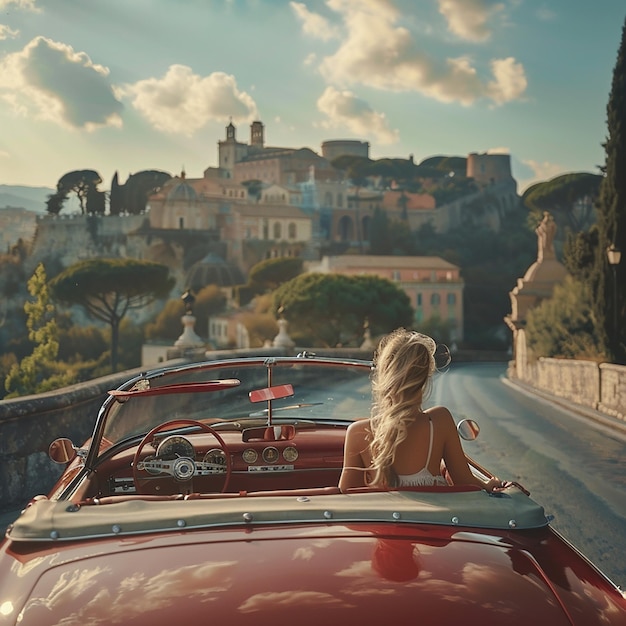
[1, 356, 624, 625]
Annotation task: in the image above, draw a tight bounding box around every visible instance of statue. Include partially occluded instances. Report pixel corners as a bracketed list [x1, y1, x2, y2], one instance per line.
[273, 305, 295, 349]
[535, 211, 557, 262]
[174, 289, 204, 348]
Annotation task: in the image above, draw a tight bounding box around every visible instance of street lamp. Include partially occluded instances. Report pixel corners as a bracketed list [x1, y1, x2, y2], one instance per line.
[606, 244, 622, 347]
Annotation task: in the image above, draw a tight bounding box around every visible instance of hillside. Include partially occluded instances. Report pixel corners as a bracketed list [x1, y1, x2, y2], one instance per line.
[0, 185, 54, 213]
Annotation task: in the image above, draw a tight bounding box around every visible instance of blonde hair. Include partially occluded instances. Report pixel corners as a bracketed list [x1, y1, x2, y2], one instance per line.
[368, 328, 437, 487]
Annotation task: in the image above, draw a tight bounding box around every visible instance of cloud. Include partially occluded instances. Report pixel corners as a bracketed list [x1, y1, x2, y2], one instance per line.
[0, 36, 123, 130]
[487, 57, 527, 104]
[0, 24, 19, 40]
[122, 66, 258, 136]
[0, 0, 39, 10]
[296, 0, 526, 106]
[523, 159, 564, 181]
[517, 158, 565, 192]
[317, 86, 399, 144]
[290, 1, 340, 40]
[437, 0, 505, 42]
[485, 146, 510, 154]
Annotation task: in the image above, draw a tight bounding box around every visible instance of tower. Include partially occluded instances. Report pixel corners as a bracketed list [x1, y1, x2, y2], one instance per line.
[218, 120, 248, 179]
[466, 153, 514, 187]
[250, 120, 265, 149]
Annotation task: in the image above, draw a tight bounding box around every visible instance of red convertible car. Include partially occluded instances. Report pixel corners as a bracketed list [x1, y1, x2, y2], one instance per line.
[1, 355, 624, 625]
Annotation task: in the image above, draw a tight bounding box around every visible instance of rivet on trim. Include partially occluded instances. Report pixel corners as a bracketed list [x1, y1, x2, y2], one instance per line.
[50, 530, 59, 540]
[392, 511, 401, 520]
[66, 504, 80, 513]
[243, 512, 253, 522]
[508, 519, 517, 528]
[296, 496, 310, 503]
[112, 524, 122, 534]
[323, 510, 332, 519]
[451, 516, 459, 525]
[177, 519, 186, 528]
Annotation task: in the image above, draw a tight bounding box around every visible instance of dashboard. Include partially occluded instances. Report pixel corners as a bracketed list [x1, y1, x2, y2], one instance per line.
[99, 423, 348, 497]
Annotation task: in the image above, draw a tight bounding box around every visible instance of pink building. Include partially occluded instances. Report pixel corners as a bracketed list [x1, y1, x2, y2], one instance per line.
[307, 254, 464, 341]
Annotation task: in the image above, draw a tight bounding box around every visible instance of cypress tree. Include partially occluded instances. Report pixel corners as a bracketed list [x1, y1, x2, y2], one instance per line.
[594, 17, 626, 363]
[109, 171, 122, 215]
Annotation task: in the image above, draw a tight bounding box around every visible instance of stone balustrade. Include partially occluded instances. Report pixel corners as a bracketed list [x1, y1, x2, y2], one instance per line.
[508, 357, 625, 422]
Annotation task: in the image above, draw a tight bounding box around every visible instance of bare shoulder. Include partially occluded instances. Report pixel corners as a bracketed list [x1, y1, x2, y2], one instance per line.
[346, 418, 371, 439]
[424, 406, 456, 431]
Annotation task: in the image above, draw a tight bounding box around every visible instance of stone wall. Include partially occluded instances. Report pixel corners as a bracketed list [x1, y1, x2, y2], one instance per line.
[0, 369, 144, 513]
[508, 357, 625, 422]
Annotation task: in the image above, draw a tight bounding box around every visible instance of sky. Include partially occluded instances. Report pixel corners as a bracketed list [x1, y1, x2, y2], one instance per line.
[0, 0, 624, 195]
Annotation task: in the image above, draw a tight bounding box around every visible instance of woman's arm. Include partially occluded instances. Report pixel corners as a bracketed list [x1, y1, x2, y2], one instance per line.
[339, 420, 370, 493]
[439, 408, 503, 492]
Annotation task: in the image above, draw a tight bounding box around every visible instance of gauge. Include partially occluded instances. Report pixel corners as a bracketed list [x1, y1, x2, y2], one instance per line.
[156, 435, 194, 460]
[204, 448, 227, 472]
[283, 446, 298, 462]
[262, 446, 279, 464]
[141, 455, 162, 475]
[242, 448, 258, 464]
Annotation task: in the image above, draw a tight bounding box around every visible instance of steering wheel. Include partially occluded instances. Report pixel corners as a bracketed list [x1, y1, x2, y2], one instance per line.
[132, 419, 232, 495]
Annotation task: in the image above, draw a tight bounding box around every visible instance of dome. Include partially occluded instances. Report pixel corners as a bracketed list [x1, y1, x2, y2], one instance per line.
[166, 171, 198, 203]
[185, 254, 245, 292]
[522, 258, 568, 286]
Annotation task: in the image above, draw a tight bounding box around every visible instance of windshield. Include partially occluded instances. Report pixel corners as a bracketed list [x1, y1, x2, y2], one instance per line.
[101, 358, 373, 447]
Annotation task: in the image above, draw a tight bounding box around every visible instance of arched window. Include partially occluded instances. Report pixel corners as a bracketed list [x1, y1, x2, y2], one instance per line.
[288, 222, 297, 239]
[431, 293, 441, 306]
[273, 222, 282, 239]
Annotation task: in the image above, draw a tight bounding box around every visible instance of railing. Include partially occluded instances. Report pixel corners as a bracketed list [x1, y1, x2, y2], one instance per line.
[507, 357, 626, 422]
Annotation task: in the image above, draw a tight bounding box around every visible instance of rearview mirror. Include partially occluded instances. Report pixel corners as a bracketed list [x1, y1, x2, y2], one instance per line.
[249, 384, 294, 403]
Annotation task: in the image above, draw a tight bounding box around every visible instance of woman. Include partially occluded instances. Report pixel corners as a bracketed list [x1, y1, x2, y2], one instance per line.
[338, 328, 503, 493]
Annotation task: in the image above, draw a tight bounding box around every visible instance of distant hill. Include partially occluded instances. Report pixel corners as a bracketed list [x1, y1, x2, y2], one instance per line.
[0, 185, 54, 213]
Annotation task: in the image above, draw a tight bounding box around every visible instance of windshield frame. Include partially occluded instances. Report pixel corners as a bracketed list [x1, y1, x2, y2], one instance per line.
[87, 356, 374, 469]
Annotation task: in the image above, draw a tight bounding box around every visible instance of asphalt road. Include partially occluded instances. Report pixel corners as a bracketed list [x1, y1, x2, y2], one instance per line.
[431, 361, 626, 588]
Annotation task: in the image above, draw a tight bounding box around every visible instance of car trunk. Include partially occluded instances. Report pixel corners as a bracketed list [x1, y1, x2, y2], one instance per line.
[4, 521, 613, 626]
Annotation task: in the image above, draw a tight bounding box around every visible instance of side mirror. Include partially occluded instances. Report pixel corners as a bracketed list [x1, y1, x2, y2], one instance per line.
[457, 419, 480, 441]
[48, 438, 77, 464]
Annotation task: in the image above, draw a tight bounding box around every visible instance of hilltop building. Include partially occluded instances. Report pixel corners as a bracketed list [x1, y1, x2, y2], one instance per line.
[24, 119, 523, 356]
[213, 120, 341, 186]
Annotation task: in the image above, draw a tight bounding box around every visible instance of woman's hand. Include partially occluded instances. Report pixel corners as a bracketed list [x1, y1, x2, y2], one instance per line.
[482, 477, 506, 492]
